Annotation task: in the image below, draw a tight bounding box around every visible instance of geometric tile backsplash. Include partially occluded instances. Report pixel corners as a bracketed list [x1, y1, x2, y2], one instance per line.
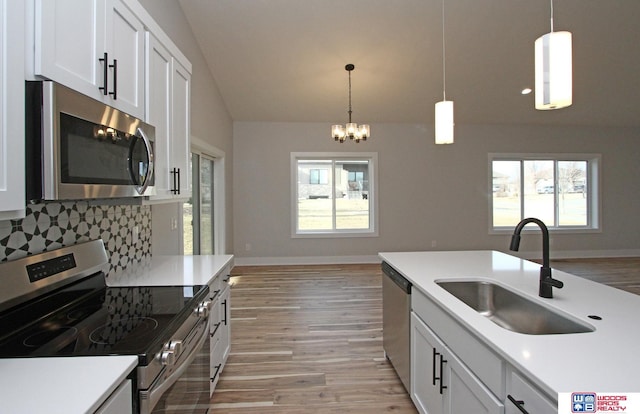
[0, 201, 151, 274]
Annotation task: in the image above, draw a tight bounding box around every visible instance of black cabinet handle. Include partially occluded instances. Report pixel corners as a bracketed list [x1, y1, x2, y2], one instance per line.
[432, 348, 438, 386]
[170, 168, 181, 194]
[210, 363, 222, 382]
[223, 275, 231, 283]
[109, 59, 117, 99]
[438, 354, 448, 394]
[210, 322, 221, 338]
[221, 299, 228, 325]
[99, 52, 108, 95]
[507, 395, 530, 414]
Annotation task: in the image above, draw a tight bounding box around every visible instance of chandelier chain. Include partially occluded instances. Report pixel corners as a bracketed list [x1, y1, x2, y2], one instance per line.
[348, 69, 353, 123]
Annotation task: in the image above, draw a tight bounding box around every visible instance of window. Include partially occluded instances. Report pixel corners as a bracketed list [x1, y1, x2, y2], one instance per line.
[292, 152, 378, 237]
[490, 154, 600, 231]
[309, 169, 329, 185]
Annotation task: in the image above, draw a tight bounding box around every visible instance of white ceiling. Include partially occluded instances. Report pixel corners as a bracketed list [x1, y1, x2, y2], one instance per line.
[178, 0, 640, 127]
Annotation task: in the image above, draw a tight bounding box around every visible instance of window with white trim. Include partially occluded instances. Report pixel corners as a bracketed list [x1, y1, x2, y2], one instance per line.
[490, 154, 600, 231]
[292, 152, 378, 237]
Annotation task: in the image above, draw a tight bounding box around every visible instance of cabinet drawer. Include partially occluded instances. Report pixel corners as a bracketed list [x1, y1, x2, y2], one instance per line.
[506, 369, 556, 414]
[412, 288, 504, 398]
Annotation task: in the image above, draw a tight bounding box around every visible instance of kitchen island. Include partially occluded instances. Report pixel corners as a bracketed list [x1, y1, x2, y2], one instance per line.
[0, 356, 137, 414]
[379, 250, 640, 411]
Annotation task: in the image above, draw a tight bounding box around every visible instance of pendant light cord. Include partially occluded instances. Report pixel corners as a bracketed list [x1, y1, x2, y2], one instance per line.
[441, 0, 447, 101]
[550, 0, 554, 32]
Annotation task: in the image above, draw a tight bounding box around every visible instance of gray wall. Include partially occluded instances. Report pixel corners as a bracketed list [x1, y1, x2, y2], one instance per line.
[233, 122, 640, 264]
[137, 0, 234, 254]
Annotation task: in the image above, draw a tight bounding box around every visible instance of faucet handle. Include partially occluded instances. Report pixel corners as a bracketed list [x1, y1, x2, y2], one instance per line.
[546, 278, 564, 289]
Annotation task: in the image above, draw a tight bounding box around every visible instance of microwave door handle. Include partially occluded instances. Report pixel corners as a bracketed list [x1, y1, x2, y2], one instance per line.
[129, 128, 154, 195]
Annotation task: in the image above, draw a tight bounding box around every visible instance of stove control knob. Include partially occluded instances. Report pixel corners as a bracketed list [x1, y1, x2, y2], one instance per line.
[164, 340, 183, 356]
[195, 300, 212, 318]
[159, 350, 176, 366]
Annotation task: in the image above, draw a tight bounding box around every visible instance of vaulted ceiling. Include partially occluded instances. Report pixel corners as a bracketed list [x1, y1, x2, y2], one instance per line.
[178, 0, 640, 127]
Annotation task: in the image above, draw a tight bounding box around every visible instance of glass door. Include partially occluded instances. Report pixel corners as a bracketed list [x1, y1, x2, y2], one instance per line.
[183, 153, 215, 255]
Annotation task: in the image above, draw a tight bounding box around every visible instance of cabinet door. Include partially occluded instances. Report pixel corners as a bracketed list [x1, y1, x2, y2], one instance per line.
[446, 354, 503, 414]
[219, 283, 231, 362]
[170, 59, 191, 198]
[506, 369, 556, 414]
[145, 32, 172, 198]
[94, 379, 132, 414]
[105, 0, 144, 118]
[0, 0, 25, 219]
[35, 0, 106, 102]
[411, 313, 445, 414]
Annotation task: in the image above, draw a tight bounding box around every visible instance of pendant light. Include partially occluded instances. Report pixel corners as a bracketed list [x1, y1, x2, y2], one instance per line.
[535, 0, 572, 110]
[435, 0, 454, 145]
[331, 64, 370, 143]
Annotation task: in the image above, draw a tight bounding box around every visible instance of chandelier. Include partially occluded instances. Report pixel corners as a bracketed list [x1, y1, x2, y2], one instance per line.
[331, 64, 370, 143]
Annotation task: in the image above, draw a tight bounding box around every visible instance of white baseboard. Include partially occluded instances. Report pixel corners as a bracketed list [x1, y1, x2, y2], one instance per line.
[233, 249, 640, 267]
[234, 255, 380, 266]
[505, 249, 640, 260]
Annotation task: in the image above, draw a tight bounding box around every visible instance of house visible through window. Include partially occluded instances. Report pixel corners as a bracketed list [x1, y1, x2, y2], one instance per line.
[292, 152, 378, 237]
[490, 154, 600, 231]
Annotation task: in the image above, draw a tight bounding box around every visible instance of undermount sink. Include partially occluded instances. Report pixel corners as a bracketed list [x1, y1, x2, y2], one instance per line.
[436, 280, 594, 335]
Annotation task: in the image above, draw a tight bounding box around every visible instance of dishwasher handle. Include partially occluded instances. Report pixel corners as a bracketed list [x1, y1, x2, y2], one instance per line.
[382, 262, 412, 294]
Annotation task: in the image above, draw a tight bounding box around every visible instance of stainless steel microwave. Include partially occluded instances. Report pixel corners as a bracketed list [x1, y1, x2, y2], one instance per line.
[26, 81, 155, 202]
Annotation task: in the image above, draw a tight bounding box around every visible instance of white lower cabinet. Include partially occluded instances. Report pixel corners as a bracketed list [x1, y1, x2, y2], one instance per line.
[411, 312, 503, 414]
[208, 267, 231, 396]
[506, 369, 556, 414]
[94, 379, 132, 414]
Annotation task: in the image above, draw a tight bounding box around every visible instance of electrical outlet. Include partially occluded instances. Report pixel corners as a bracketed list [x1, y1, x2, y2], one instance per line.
[132, 225, 139, 244]
[431, 240, 437, 248]
[245, 243, 252, 252]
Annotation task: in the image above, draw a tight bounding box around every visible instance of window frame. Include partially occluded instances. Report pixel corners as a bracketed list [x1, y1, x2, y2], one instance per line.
[488, 153, 601, 234]
[291, 152, 379, 238]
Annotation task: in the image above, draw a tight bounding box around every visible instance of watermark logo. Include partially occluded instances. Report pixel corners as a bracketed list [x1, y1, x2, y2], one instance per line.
[571, 393, 596, 413]
[559, 392, 638, 413]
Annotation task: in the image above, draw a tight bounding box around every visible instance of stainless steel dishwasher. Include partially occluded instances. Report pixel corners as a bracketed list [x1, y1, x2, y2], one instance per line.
[382, 261, 412, 393]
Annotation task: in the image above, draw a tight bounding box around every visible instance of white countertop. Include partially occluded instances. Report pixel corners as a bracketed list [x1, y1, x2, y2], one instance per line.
[379, 250, 640, 396]
[0, 356, 137, 414]
[107, 254, 234, 286]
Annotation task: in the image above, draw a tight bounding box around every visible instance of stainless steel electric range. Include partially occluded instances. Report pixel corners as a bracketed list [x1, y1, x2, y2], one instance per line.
[0, 240, 212, 414]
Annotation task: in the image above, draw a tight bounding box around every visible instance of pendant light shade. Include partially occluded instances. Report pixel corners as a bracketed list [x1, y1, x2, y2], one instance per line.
[535, 31, 572, 110]
[435, 100, 454, 145]
[535, 0, 572, 110]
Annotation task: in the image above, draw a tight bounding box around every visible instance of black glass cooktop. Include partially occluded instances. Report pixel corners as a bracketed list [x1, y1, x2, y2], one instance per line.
[0, 273, 207, 363]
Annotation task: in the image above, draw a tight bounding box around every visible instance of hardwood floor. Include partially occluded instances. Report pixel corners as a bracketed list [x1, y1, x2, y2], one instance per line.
[210, 264, 417, 413]
[549, 257, 640, 296]
[208, 258, 639, 412]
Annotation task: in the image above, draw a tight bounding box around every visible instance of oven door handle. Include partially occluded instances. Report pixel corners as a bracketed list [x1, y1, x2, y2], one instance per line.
[140, 319, 209, 414]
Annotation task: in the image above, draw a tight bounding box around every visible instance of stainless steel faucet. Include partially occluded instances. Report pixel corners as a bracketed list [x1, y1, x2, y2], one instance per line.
[509, 217, 564, 298]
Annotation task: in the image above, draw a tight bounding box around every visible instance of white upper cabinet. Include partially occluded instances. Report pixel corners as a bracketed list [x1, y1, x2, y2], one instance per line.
[0, 0, 26, 219]
[35, 0, 144, 119]
[145, 32, 191, 201]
